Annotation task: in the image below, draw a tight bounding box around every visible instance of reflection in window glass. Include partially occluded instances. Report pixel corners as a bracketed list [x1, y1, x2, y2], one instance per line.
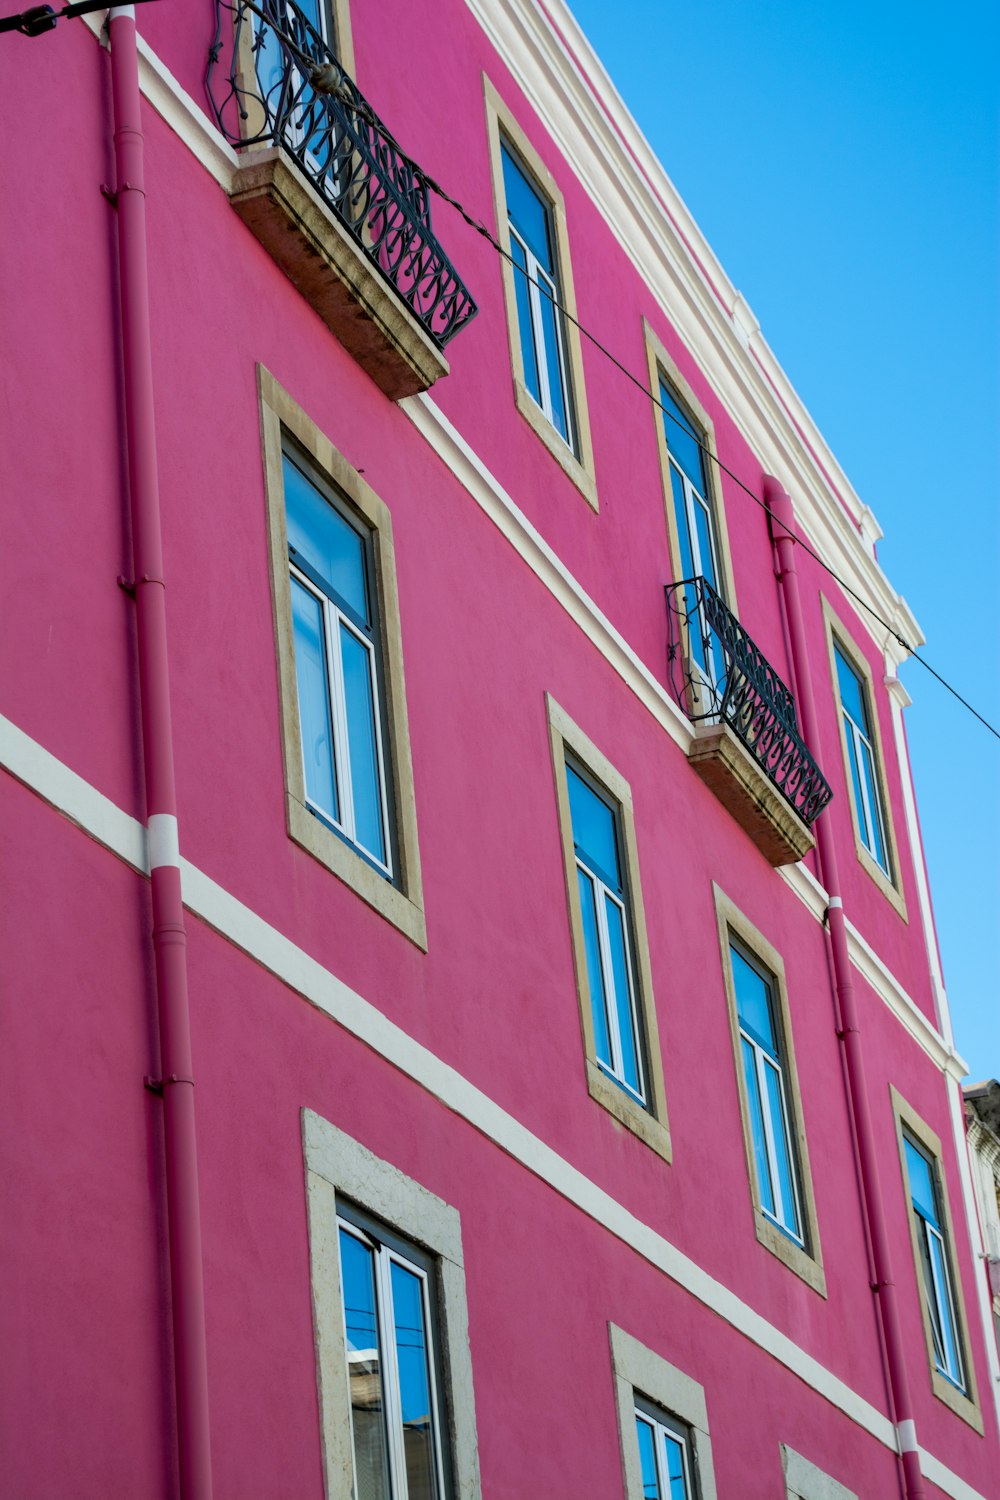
[902, 1133, 966, 1391]
[634, 1405, 694, 1500]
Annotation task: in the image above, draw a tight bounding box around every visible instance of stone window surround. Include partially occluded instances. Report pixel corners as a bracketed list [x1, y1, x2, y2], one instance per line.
[546, 693, 671, 1161]
[483, 73, 598, 511]
[781, 1444, 858, 1500]
[303, 1108, 482, 1499]
[258, 365, 426, 948]
[609, 1322, 718, 1500]
[889, 1084, 983, 1432]
[713, 884, 826, 1297]
[821, 596, 907, 921]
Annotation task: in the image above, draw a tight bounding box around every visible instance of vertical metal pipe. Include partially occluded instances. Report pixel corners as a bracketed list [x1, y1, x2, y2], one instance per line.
[765, 475, 926, 1500]
[108, 9, 214, 1496]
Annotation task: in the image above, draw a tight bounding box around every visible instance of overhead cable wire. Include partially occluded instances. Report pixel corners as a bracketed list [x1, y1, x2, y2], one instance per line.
[233, 5, 1000, 741]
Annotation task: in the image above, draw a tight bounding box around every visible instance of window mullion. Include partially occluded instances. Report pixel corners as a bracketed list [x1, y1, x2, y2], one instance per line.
[525, 251, 553, 422]
[376, 1245, 408, 1500]
[326, 601, 356, 843]
[594, 875, 625, 1080]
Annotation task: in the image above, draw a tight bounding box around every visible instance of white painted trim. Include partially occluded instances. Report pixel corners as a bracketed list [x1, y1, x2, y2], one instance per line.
[147, 812, 180, 871]
[82, 11, 238, 191]
[461, 0, 923, 656]
[402, 393, 694, 754]
[0, 713, 991, 1500]
[77, 5, 921, 657]
[896, 1418, 919, 1455]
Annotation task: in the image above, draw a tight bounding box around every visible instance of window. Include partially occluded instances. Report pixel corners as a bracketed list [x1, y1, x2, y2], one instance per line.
[285, 452, 392, 875]
[500, 142, 574, 452]
[634, 1400, 697, 1500]
[304, 1110, 482, 1499]
[643, 323, 735, 699]
[568, 761, 645, 1106]
[609, 1324, 718, 1500]
[547, 695, 670, 1160]
[890, 1086, 982, 1429]
[821, 600, 905, 917]
[259, 367, 426, 948]
[251, 0, 356, 181]
[714, 887, 825, 1294]
[337, 1206, 447, 1500]
[731, 940, 803, 1246]
[484, 77, 597, 508]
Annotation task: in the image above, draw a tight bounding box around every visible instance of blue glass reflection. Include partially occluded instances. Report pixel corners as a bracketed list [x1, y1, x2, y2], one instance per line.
[578, 868, 611, 1069]
[538, 281, 570, 442]
[731, 947, 776, 1052]
[290, 577, 338, 821]
[389, 1260, 437, 1500]
[567, 766, 621, 891]
[340, 625, 385, 864]
[501, 145, 553, 270]
[904, 1138, 938, 1223]
[510, 239, 540, 404]
[635, 1415, 661, 1499]
[664, 1432, 689, 1500]
[764, 1059, 799, 1238]
[834, 646, 868, 732]
[605, 895, 640, 1094]
[742, 1038, 774, 1218]
[338, 1229, 391, 1500]
[658, 381, 706, 492]
[284, 456, 368, 622]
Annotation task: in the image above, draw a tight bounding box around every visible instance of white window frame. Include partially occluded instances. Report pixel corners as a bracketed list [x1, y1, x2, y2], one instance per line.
[289, 550, 393, 877]
[506, 216, 576, 453]
[634, 1399, 697, 1499]
[336, 1212, 448, 1500]
[733, 947, 805, 1247]
[304, 1110, 482, 1500]
[571, 787, 647, 1107]
[835, 649, 890, 874]
[609, 1324, 718, 1500]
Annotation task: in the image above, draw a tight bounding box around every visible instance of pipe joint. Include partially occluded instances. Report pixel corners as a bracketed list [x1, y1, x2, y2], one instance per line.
[144, 1073, 195, 1095]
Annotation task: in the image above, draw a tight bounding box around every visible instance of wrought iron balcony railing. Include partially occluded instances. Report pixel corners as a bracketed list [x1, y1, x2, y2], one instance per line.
[665, 576, 832, 827]
[207, 0, 478, 349]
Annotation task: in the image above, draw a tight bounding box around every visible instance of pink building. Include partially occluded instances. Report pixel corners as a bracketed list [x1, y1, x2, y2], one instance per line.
[1, 1, 997, 1496]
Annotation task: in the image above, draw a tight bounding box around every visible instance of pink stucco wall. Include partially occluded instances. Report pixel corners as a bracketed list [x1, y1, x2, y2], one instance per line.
[0, 2, 995, 1496]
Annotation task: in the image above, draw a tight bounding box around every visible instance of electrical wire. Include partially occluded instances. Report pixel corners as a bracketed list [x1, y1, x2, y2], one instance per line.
[233, 2, 1000, 742]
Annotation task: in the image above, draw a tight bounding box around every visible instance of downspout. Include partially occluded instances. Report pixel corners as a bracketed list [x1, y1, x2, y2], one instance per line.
[765, 476, 926, 1500]
[108, 9, 214, 1497]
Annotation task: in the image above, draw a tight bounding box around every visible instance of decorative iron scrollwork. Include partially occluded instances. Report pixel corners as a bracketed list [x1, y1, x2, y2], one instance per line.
[207, 0, 478, 349]
[665, 576, 833, 827]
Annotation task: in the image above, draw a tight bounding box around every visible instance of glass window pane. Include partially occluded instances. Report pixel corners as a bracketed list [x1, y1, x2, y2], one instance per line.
[389, 1260, 438, 1500]
[834, 646, 868, 732]
[605, 894, 641, 1095]
[338, 1229, 392, 1500]
[764, 1059, 800, 1239]
[904, 1138, 939, 1223]
[742, 1038, 775, 1217]
[659, 381, 706, 493]
[663, 1433, 690, 1500]
[284, 456, 369, 622]
[635, 1414, 661, 1500]
[578, 868, 612, 1070]
[537, 279, 570, 443]
[927, 1232, 963, 1383]
[509, 238, 541, 405]
[918, 1225, 947, 1368]
[669, 467, 697, 582]
[340, 625, 386, 865]
[843, 721, 869, 841]
[567, 766, 621, 891]
[692, 495, 719, 592]
[501, 146, 553, 271]
[858, 738, 889, 871]
[730, 947, 777, 1053]
[290, 577, 339, 821]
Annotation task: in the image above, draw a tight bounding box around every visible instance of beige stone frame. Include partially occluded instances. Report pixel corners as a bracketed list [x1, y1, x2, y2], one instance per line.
[644, 318, 738, 618]
[890, 1085, 983, 1432]
[780, 1445, 857, 1500]
[483, 75, 597, 511]
[821, 598, 907, 920]
[258, 365, 426, 949]
[546, 694, 670, 1160]
[303, 1110, 482, 1499]
[713, 886, 826, 1295]
[609, 1323, 719, 1500]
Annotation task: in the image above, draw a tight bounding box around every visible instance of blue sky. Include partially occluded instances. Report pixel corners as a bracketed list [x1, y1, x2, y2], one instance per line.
[566, 0, 999, 1079]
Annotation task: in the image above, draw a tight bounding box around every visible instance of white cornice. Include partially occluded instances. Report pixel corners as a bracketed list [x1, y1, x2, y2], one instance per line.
[465, 0, 924, 654]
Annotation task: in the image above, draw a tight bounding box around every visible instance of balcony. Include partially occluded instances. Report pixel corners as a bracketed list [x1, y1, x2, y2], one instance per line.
[207, 0, 478, 398]
[665, 577, 832, 865]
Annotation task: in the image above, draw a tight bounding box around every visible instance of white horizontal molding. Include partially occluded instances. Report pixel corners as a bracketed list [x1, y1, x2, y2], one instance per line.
[0, 714, 987, 1499]
[464, 0, 923, 655]
[404, 393, 694, 753]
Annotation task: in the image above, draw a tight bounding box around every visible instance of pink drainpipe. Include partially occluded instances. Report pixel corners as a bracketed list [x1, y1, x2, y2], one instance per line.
[108, 9, 214, 1496]
[766, 476, 926, 1500]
